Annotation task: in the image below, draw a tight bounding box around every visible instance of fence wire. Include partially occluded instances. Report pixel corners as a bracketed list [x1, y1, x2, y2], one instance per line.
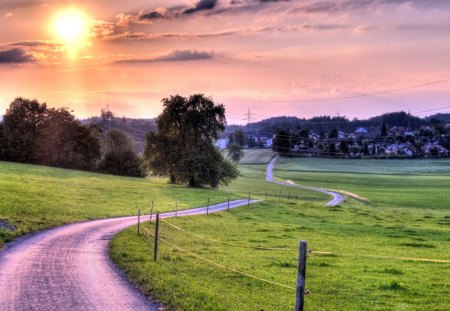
[141, 225, 296, 291]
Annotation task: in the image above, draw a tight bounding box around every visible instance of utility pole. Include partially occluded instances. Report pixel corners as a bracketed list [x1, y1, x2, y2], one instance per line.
[246, 108, 255, 125]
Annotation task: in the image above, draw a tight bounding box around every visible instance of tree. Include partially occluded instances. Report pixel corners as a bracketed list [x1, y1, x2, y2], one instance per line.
[33, 107, 101, 169]
[227, 143, 244, 163]
[381, 122, 388, 137]
[340, 140, 349, 154]
[329, 128, 339, 139]
[1, 98, 47, 162]
[98, 128, 143, 177]
[229, 129, 245, 147]
[142, 94, 238, 188]
[272, 130, 291, 156]
[0, 122, 5, 159]
[363, 142, 370, 155]
[328, 142, 337, 155]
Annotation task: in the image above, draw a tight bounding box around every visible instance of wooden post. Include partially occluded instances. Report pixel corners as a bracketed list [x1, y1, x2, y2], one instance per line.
[295, 240, 307, 311]
[154, 214, 160, 261]
[227, 195, 230, 211]
[265, 190, 268, 201]
[248, 192, 251, 206]
[207, 198, 210, 215]
[149, 201, 154, 223]
[175, 199, 178, 218]
[288, 192, 291, 201]
[137, 209, 141, 235]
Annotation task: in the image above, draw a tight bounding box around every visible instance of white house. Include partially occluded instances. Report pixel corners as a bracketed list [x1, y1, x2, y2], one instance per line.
[215, 138, 229, 150]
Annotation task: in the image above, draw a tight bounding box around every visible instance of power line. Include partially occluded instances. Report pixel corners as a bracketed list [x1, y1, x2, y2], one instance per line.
[223, 76, 450, 104]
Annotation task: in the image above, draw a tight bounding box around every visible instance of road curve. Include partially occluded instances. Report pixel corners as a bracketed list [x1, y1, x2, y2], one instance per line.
[0, 199, 258, 311]
[266, 155, 344, 206]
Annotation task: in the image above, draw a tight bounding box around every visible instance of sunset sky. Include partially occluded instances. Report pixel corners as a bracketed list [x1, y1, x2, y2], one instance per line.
[1, 0, 450, 124]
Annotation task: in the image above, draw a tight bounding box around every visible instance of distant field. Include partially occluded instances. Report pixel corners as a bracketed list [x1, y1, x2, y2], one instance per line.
[275, 157, 450, 211]
[111, 161, 450, 311]
[239, 148, 275, 164]
[276, 157, 450, 175]
[0, 161, 243, 248]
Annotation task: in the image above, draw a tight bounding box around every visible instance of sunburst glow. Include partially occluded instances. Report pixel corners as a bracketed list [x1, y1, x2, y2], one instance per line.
[53, 9, 90, 56]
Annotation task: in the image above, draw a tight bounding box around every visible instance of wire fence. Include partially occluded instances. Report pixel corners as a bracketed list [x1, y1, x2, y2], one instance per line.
[157, 218, 450, 264]
[129, 195, 450, 311]
[139, 189, 314, 217]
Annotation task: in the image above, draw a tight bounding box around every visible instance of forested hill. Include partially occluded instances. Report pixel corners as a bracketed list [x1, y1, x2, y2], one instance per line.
[226, 112, 450, 136]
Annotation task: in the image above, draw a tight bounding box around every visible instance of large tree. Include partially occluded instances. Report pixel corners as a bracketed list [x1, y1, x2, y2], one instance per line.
[143, 94, 238, 188]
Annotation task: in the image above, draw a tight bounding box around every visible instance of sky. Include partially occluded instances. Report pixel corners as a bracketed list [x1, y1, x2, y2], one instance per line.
[0, 0, 450, 124]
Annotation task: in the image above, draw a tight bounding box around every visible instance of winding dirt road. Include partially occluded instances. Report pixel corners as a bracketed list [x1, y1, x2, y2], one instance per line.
[266, 156, 345, 206]
[0, 199, 257, 311]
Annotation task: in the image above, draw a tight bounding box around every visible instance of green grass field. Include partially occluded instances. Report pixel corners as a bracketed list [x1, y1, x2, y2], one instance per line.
[111, 159, 450, 311]
[0, 161, 245, 248]
[1, 158, 449, 310]
[239, 148, 275, 164]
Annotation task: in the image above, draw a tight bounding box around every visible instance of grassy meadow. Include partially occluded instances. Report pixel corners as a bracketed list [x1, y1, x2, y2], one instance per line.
[0, 161, 246, 248]
[1, 156, 449, 310]
[239, 148, 276, 164]
[111, 159, 450, 311]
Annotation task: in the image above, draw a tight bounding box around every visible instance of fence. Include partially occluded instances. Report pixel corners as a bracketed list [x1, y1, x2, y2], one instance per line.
[131, 193, 450, 310]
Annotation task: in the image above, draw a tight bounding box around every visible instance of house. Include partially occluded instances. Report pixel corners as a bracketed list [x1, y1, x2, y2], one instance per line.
[264, 138, 273, 148]
[355, 127, 368, 135]
[422, 142, 449, 156]
[348, 133, 357, 140]
[215, 138, 229, 150]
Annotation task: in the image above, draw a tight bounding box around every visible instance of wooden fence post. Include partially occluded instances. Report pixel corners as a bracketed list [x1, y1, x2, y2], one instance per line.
[207, 198, 210, 215]
[248, 192, 251, 206]
[175, 199, 178, 218]
[288, 192, 291, 202]
[265, 190, 268, 201]
[227, 195, 230, 211]
[295, 240, 307, 311]
[154, 214, 160, 261]
[137, 209, 141, 235]
[149, 201, 154, 223]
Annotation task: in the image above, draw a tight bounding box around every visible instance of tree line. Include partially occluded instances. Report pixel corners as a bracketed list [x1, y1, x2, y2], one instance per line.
[0, 95, 238, 188]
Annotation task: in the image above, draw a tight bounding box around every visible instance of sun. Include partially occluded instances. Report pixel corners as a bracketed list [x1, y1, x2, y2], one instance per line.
[53, 9, 90, 55]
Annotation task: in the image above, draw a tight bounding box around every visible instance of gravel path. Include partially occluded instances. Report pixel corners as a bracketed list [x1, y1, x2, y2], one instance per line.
[266, 155, 345, 206]
[0, 199, 258, 311]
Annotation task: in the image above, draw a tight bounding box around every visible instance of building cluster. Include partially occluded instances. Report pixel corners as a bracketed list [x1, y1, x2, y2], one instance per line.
[217, 124, 450, 158]
[285, 125, 450, 158]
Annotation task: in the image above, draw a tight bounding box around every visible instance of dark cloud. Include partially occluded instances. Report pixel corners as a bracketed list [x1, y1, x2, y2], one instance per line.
[0, 48, 34, 64]
[117, 50, 214, 63]
[8, 40, 61, 48]
[139, 11, 163, 20]
[184, 0, 218, 14]
[0, 0, 47, 10]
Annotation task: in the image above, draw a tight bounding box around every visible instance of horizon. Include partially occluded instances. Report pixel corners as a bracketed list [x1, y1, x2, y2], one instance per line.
[1, 1, 450, 124]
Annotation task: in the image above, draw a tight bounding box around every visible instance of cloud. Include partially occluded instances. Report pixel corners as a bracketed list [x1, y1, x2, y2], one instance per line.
[184, 0, 218, 14]
[3, 12, 13, 19]
[290, 0, 450, 15]
[0, 48, 34, 64]
[0, 0, 47, 10]
[117, 49, 215, 63]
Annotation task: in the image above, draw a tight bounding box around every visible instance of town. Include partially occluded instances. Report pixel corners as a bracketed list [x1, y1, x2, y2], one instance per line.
[217, 113, 450, 158]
